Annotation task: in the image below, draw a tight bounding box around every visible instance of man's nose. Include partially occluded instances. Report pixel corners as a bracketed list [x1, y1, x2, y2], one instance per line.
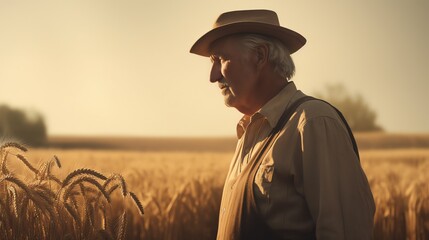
[210, 63, 222, 83]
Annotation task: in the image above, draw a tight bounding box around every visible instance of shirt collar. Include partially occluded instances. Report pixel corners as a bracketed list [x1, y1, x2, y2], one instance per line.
[236, 81, 299, 139]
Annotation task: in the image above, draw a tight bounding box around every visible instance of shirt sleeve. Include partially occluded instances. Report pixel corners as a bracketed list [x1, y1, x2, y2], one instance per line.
[299, 116, 375, 240]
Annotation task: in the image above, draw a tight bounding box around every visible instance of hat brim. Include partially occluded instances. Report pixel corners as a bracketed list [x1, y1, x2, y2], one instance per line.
[190, 22, 306, 57]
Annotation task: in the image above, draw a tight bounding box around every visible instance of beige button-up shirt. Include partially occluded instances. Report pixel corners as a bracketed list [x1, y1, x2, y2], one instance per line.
[221, 82, 375, 239]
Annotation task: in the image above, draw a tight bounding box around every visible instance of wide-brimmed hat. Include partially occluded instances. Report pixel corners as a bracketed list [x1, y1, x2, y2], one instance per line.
[190, 9, 306, 57]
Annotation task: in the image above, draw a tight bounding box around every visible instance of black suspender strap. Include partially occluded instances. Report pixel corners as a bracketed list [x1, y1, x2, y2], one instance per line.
[252, 96, 319, 165]
[257, 96, 360, 161]
[314, 98, 360, 160]
[241, 95, 360, 240]
[242, 96, 320, 240]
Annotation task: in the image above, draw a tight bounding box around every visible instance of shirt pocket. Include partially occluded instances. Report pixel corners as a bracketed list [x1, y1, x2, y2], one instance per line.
[254, 164, 275, 199]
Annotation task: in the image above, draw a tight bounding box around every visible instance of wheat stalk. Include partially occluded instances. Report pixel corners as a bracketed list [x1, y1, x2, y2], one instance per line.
[29, 183, 56, 205]
[79, 182, 87, 197]
[103, 174, 128, 197]
[0, 198, 13, 230]
[29, 187, 57, 221]
[64, 202, 81, 225]
[0, 144, 147, 239]
[97, 229, 114, 240]
[37, 162, 50, 180]
[47, 175, 63, 186]
[106, 184, 120, 197]
[62, 176, 110, 203]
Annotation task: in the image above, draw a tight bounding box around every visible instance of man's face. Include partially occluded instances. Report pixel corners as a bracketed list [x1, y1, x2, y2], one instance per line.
[209, 36, 259, 114]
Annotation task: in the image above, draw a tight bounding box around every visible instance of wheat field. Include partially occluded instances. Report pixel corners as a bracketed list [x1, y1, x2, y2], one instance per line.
[1, 138, 429, 239]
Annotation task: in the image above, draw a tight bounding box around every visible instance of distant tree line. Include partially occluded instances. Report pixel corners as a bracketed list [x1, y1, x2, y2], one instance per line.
[0, 83, 380, 147]
[314, 83, 383, 132]
[0, 104, 47, 146]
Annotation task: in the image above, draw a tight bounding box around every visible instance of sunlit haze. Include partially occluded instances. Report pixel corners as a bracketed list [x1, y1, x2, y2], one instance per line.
[0, 0, 428, 137]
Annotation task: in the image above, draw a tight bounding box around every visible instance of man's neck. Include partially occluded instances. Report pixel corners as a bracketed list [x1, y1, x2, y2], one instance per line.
[238, 79, 289, 116]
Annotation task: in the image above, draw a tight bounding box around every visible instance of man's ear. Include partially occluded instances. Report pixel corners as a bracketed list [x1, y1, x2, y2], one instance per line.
[255, 44, 269, 69]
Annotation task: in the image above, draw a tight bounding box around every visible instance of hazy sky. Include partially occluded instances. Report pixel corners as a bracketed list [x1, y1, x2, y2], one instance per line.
[0, 0, 428, 137]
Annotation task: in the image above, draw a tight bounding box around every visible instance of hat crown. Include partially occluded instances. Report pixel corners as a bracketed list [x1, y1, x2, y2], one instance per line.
[190, 9, 305, 56]
[213, 10, 280, 28]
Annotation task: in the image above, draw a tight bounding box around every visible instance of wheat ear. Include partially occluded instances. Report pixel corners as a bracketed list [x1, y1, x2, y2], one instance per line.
[48, 175, 63, 186]
[19, 195, 30, 221]
[31, 184, 56, 202]
[129, 191, 144, 215]
[1, 151, 10, 175]
[0, 142, 28, 152]
[8, 185, 18, 218]
[117, 211, 127, 240]
[62, 168, 107, 187]
[63, 176, 110, 203]
[0, 174, 32, 196]
[104, 174, 128, 197]
[15, 154, 39, 175]
[53, 155, 61, 168]
[65, 202, 81, 225]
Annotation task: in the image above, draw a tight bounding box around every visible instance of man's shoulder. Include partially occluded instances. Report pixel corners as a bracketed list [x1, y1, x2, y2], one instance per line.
[293, 95, 337, 117]
[294, 96, 344, 128]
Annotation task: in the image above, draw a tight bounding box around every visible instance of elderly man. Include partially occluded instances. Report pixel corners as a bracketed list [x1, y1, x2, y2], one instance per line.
[190, 9, 375, 240]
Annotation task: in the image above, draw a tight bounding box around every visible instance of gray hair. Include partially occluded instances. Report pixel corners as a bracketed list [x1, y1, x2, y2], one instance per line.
[239, 34, 296, 81]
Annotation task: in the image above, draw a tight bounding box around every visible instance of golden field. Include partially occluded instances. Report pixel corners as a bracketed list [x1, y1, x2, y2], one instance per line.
[1, 133, 429, 239]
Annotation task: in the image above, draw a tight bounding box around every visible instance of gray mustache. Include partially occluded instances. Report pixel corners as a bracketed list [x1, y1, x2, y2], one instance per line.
[218, 80, 229, 89]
